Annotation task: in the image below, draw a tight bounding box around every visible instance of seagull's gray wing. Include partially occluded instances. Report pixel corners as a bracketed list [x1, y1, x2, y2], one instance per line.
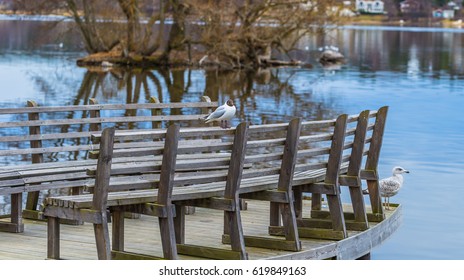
[379, 178, 401, 196]
[205, 105, 226, 122]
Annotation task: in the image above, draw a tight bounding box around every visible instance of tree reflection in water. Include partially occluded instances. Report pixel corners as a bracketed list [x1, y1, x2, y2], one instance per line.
[73, 67, 337, 128]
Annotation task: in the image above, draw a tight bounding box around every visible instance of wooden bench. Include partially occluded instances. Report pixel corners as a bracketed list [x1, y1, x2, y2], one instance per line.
[273, 106, 389, 240]
[42, 106, 388, 260]
[0, 96, 217, 233]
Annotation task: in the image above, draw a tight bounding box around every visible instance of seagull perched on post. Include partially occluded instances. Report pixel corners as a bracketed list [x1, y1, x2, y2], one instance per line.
[204, 99, 236, 129]
[363, 166, 410, 210]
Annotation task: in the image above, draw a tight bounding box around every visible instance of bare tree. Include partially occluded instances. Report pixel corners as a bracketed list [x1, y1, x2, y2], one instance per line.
[11, 0, 341, 68]
[190, 0, 341, 68]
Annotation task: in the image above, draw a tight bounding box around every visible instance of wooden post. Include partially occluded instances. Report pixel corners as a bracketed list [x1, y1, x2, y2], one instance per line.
[364, 106, 388, 219]
[275, 118, 302, 251]
[111, 209, 125, 252]
[47, 216, 60, 259]
[324, 114, 348, 238]
[92, 127, 115, 260]
[89, 98, 101, 132]
[149, 96, 161, 129]
[157, 124, 180, 260]
[345, 110, 370, 229]
[23, 100, 44, 220]
[223, 122, 249, 260]
[174, 204, 185, 244]
[10, 193, 24, 233]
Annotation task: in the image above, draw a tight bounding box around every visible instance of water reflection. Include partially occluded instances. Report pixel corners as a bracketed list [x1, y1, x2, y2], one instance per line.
[1, 19, 464, 259]
[68, 67, 337, 127]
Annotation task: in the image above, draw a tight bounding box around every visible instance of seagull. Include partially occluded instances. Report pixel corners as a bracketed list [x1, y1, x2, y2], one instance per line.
[363, 166, 409, 210]
[204, 99, 236, 129]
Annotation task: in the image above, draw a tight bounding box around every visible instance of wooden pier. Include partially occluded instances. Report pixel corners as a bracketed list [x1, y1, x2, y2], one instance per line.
[0, 98, 400, 260]
[0, 200, 401, 260]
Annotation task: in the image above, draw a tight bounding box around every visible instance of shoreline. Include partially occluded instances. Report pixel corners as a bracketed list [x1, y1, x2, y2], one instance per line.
[1, 11, 463, 29]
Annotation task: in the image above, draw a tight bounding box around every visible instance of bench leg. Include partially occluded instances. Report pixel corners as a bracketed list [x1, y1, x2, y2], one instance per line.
[174, 205, 185, 244]
[158, 210, 178, 260]
[93, 212, 111, 260]
[293, 189, 303, 219]
[366, 180, 385, 219]
[349, 186, 369, 227]
[47, 217, 60, 259]
[0, 193, 26, 233]
[269, 202, 281, 227]
[112, 210, 125, 252]
[280, 197, 301, 251]
[327, 194, 347, 238]
[311, 193, 322, 214]
[225, 209, 247, 260]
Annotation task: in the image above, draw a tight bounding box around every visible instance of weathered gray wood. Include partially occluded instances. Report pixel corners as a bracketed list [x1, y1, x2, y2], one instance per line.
[304, 114, 348, 238]
[89, 98, 101, 132]
[223, 122, 249, 260]
[92, 127, 115, 260]
[324, 114, 348, 238]
[111, 209, 125, 251]
[176, 244, 243, 260]
[157, 124, 180, 260]
[0, 114, 209, 128]
[222, 234, 301, 251]
[344, 109, 370, 229]
[111, 251, 164, 260]
[0, 101, 218, 115]
[174, 205, 185, 244]
[29, 106, 390, 260]
[364, 106, 388, 218]
[24, 100, 43, 218]
[47, 217, 60, 259]
[271, 118, 302, 250]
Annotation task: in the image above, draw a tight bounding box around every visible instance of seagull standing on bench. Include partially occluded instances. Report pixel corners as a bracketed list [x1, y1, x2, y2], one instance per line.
[363, 166, 410, 210]
[204, 99, 236, 129]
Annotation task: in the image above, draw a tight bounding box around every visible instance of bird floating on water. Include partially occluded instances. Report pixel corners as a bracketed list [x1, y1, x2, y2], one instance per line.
[204, 99, 236, 129]
[363, 166, 410, 210]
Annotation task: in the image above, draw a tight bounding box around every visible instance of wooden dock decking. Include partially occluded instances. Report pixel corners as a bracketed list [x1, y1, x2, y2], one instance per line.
[0, 200, 402, 260]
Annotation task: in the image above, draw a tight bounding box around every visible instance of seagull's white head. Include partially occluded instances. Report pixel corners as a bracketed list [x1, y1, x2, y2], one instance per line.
[392, 166, 409, 175]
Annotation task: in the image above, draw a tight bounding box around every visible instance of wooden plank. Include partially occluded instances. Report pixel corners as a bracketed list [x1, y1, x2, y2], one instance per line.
[175, 197, 236, 211]
[239, 190, 289, 203]
[0, 115, 208, 129]
[43, 206, 103, 224]
[364, 106, 389, 218]
[157, 124, 180, 260]
[89, 98, 101, 132]
[176, 244, 243, 260]
[92, 127, 115, 211]
[223, 122, 248, 260]
[0, 200, 402, 260]
[91, 127, 115, 260]
[0, 220, 24, 233]
[310, 210, 385, 223]
[25, 100, 43, 215]
[0, 101, 218, 115]
[345, 109, 370, 227]
[111, 250, 164, 260]
[222, 234, 301, 252]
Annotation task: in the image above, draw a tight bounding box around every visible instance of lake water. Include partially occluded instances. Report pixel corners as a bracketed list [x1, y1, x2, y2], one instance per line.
[0, 17, 463, 260]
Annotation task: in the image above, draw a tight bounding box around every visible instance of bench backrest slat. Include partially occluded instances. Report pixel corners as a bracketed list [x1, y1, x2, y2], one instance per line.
[92, 127, 115, 211]
[0, 97, 217, 165]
